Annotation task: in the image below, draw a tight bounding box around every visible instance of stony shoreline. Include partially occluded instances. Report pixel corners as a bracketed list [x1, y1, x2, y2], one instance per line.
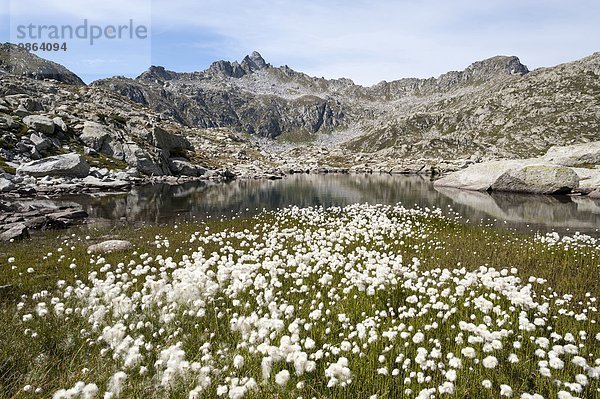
[1, 158, 457, 241]
[3, 140, 600, 241]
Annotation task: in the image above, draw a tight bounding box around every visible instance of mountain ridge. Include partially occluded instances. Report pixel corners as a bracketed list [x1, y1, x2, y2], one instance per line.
[1, 45, 599, 166]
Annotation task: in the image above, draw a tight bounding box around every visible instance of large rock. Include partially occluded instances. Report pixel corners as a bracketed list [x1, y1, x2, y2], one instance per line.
[17, 153, 90, 178]
[123, 143, 169, 176]
[168, 157, 206, 176]
[572, 167, 600, 194]
[148, 126, 192, 153]
[0, 177, 15, 192]
[82, 176, 131, 190]
[543, 141, 600, 167]
[80, 122, 126, 159]
[433, 159, 535, 191]
[0, 223, 29, 241]
[29, 132, 53, 152]
[53, 117, 68, 132]
[22, 115, 55, 135]
[45, 209, 88, 229]
[80, 121, 111, 152]
[491, 164, 579, 194]
[87, 240, 132, 254]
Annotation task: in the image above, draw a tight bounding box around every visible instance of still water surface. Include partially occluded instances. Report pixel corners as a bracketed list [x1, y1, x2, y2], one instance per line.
[42, 174, 600, 236]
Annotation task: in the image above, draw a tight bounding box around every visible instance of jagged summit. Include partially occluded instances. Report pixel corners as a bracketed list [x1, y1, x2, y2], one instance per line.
[207, 51, 270, 78]
[245, 51, 268, 69]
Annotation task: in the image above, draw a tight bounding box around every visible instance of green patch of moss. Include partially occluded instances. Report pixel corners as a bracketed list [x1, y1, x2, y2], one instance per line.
[0, 157, 16, 175]
[16, 123, 29, 137]
[572, 163, 597, 169]
[275, 129, 317, 144]
[83, 153, 128, 170]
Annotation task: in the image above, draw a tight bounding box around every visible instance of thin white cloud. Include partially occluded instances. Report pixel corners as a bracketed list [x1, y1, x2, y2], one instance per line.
[148, 0, 600, 84]
[3, 0, 599, 84]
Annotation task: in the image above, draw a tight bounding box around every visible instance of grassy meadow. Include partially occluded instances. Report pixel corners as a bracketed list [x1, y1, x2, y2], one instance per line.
[0, 204, 598, 399]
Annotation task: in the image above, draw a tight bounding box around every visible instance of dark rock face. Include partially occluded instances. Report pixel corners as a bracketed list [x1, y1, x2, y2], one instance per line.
[92, 51, 348, 139]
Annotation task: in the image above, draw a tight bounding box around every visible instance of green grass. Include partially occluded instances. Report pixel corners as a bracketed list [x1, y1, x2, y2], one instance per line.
[275, 129, 317, 144]
[83, 152, 128, 170]
[0, 210, 598, 398]
[0, 158, 16, 175]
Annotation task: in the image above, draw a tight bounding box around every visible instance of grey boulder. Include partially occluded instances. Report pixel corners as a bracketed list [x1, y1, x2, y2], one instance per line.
[0, 177, 15, 192]
[80, 121, 111, 152]
[87, 240, 132, 254]
[148, 126, 192, 153]
[491, 164, 579, 194]
[0, 223, 29, 241]
[22, 115, 55, 135]
[433, 159, 534, 191]
[52, 117, 68, 132]
[29, 132, 54, 152]
[17, 153, 90, 178]
[168, 157, 206, 176]
[543, 141, 600, 167]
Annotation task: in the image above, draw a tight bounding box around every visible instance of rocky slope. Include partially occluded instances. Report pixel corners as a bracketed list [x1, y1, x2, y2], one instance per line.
[92, 51, 600, 162]
[0, 45, 281, 189]
[0, 43, 84, 85]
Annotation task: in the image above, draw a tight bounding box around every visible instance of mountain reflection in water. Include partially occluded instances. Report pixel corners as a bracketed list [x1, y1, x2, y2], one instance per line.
[41, 174, 600, 236]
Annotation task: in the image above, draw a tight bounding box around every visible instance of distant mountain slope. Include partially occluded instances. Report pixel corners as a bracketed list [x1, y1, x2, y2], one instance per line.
[349, 53, 600, 159]
[0, 43, 85, 85]
[2, 44, 598, 161]
[92, 52, 347, 138]
[91, 51, 600, 159]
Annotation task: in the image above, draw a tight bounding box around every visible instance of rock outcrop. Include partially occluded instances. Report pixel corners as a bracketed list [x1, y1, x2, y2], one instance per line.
[17, 153, 90, 178]
[433, 160, 534, 191]
[435, 142, 600, 195]
[87, 240, 132, 254]
[491, 165, 579, 194]
[542, 142, 600, 167]
[0, 43, 85, 85]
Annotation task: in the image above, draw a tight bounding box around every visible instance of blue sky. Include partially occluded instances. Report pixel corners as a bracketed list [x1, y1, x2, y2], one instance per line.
[1, 0, 599, 85]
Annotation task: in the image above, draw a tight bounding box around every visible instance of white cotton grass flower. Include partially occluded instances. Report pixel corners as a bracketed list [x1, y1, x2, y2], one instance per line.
[482, 356, 498, 369]
[500, 384, 513, 397]
[107, 371, 127, 398]
[412, 332, 425, 344]
[549, 357, 565, 370]
[233, 354, 244, 369]
[575, 374, 588, 386]
[461, 347, 476, 358]
[482, 380, 492, 389]
[81, 383, 99, 399]
[325, 357, 352, 387]
[275, 370, 290, 386]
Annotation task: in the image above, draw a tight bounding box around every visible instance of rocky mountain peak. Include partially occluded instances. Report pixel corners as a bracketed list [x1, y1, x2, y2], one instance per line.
[206, 51, 270, 78]
[0, 43, 85, 85]
[249, 51, 268, 68]
[240, 51, 270, 73]
[464, 55, 529, 78]
[137, 65, 179, 83]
